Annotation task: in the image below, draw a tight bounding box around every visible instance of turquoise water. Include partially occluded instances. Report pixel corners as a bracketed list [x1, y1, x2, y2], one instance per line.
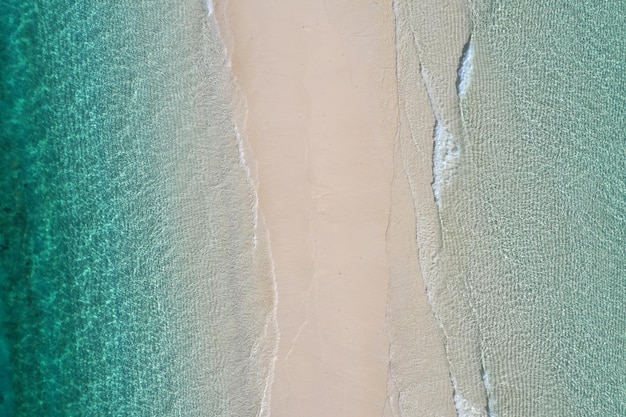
[394, 0, 625, 415]
[424, 1, 626, 416]
[3, 0, 625, 416]
[0, 1, 274, 416]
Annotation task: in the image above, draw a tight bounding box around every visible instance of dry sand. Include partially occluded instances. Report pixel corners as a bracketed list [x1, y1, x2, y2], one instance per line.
[214, 1, 457, 415]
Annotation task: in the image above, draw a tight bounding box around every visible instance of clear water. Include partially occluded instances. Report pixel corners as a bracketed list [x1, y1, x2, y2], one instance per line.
[3, 0, 625, 416]
[459, 1, 626, 415]
[395, 0, 625, 416]
[0, 1, 275, 416]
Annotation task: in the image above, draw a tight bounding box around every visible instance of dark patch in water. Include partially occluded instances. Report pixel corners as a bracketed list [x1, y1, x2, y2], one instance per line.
[455, 35, 473, 96]
[479, 362, 493, 416]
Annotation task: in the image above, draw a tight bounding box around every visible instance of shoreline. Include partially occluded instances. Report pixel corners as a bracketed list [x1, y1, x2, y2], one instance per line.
[385, 1, 470, 415]
[214, 1, 460, 415]
[391, 1, 492, 415]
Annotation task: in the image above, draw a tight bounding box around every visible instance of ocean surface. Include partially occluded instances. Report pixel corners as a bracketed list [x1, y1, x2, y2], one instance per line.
[397, 0, 626, 416]
[2, 1, 625, 416]
[0, 1, 275, 416]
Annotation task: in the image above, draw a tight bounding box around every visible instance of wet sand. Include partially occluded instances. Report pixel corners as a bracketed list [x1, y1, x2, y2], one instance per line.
[214, 1, 458, 415]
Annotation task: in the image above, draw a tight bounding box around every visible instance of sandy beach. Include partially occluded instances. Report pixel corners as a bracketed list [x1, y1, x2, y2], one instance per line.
[215, 1, 457, 415]
[4, 0, 619, 415]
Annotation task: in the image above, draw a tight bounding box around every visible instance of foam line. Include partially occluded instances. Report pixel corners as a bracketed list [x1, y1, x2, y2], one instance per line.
[457, 38, 474, 98]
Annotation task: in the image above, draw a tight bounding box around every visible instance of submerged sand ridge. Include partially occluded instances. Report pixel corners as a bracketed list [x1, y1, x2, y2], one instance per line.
[214, 0, 459, 415]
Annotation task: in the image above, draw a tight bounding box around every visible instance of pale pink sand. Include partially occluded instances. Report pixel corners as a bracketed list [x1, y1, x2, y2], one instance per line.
[214, 1, 458, 415]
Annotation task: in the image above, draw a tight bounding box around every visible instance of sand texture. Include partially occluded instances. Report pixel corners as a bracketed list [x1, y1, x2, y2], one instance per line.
[215, 1, 459, 415]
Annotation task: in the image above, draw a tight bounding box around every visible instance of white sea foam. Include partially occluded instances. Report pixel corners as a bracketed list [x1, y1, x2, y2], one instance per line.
[204, 0, 214, 16]
[208, 6, 279, 412]
[232, 96, 280, 417]
[257, 232, 280, 417]
[453, 387, 487, 417]
[449, 373, 497, 417]
[482, 370, 497, 417]
[432, 122, 460, 210]
[233, 123, 259, 248]
[458, 40, 474, 98]
[234, 115, 280, 417]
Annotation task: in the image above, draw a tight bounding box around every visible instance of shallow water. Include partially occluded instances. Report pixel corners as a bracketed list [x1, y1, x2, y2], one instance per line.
[3, 1, 624, 416]
[399, 0, 626, 415]
[0, 2, 274, 416]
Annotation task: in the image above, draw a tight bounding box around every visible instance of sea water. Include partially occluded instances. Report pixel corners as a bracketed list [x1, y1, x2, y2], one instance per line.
[0, 1, 275, 416]
[398, 0, 625, 416]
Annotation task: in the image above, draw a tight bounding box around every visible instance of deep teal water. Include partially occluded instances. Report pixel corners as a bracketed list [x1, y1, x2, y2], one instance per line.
[0, 2, 273, 416]
[4, 0, 624, 416]
[434, 1, 626, 415]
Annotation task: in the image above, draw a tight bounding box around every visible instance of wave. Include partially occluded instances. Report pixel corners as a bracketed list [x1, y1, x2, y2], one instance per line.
[432, 121, 461, 210]
[203, 0, 214, 16]
[454, 393, 492, 417]
[457, 38, 474, 98]
[212, 11, 280, 415]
